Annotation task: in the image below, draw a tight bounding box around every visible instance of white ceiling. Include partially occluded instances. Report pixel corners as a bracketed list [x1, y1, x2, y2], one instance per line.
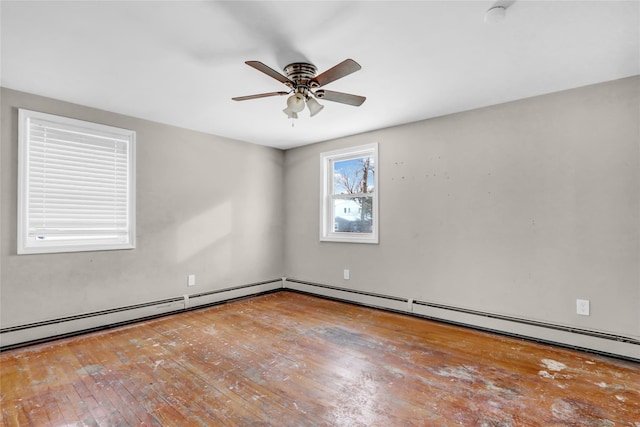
[1, 1, 638, 150]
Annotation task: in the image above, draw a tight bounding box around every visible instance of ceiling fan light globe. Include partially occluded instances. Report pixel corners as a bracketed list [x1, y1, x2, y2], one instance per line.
[283, 107, 298, 119]
[286, 93, 306, 113]
[307, 97, 324, 117]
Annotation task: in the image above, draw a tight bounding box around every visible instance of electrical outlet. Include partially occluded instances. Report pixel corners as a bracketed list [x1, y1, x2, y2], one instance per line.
[187, 274, 196, 287]
[343, 269, 350, 280]
[576, 299, 590, 316]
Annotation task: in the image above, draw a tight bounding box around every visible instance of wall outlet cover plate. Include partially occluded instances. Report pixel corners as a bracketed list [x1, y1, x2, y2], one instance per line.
[576, 299, 590, 316]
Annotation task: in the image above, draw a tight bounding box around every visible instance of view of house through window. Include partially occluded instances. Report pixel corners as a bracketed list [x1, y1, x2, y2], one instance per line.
[332, 156, 374, 233]
[320, 143, 378, 243]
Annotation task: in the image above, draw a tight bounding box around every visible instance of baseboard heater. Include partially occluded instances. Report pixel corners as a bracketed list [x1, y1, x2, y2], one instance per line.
[283, 278, 640, 362]
[0, 279, 283, 351]
[3, 278, 638, 361]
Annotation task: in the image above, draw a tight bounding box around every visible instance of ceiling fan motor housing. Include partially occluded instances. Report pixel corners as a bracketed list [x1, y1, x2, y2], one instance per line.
[284, 63, 319, 94]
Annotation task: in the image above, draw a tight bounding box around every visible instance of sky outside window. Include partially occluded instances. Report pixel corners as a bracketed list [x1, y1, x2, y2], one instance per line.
[333, 157, 375, 195]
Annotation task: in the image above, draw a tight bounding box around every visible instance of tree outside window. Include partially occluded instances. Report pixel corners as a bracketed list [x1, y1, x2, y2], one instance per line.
[333, 156, 374, 233]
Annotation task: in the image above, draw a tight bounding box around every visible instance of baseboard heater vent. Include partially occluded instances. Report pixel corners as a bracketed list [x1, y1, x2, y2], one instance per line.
[284, 278, 409, 313]
[0, 279, 282, 351]
[0, 296, 184, 334]
[283, 278, 639, 362]
[285, 278, 407, 302]
[412, 300, 640, 346]
[189, 279, 283, 301]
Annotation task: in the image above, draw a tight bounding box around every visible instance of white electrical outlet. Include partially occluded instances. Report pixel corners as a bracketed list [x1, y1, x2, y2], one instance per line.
[343, 269, 350, 280]
[576, 299, 590, 316]
[187, 274, 196, 287]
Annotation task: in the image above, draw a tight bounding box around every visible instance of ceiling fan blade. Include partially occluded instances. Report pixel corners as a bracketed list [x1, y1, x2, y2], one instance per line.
[245, 61, 293, 86]
[312, 59, 361, 88]
[315, 89, 366, 106]
[232, 91, 289, 101]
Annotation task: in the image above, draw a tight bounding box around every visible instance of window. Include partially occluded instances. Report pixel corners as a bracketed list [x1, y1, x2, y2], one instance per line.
[320, 143, 378, 243]
[18, 109, 136, 254]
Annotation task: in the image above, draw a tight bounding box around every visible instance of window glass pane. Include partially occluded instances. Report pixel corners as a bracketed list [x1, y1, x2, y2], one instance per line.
[333, 157, 375, 196]
[332, 196, 373, 233]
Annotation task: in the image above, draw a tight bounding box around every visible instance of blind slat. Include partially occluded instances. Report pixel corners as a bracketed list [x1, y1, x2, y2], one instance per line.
[31, 137, 128, 153]
[30, 179, 128, 191]
[31, 152, 128, 169]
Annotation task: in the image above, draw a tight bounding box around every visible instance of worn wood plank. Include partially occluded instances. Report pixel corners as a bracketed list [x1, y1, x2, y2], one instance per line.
[1, 291, 639, 426]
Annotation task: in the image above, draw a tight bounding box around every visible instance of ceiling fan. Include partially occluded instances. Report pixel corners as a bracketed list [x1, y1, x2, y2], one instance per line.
[232, 59, 366, 119]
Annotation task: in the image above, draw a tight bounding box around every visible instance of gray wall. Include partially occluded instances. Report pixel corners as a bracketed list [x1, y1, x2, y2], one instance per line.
[284, 77, 640, 340]
[1, 88, 285, 328]
[2, 77, 638, 353]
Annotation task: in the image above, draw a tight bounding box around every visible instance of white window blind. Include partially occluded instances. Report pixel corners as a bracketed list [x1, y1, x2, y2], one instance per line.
[18, 109, 136, 254]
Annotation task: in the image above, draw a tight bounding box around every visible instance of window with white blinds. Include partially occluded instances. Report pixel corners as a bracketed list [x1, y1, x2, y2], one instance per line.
[18, 109, 136, 254]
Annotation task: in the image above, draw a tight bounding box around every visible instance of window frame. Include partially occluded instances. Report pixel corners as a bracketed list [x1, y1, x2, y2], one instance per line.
[320, 143, 379, 244]
[17, 109, 136, 255]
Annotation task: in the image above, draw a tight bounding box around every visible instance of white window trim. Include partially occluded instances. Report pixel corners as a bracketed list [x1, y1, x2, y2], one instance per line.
[18, 109, 136, 254]
[320, 143, 379, 244]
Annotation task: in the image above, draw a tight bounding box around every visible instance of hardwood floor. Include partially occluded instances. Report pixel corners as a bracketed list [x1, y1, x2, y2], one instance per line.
[1, 291, 639, 426]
